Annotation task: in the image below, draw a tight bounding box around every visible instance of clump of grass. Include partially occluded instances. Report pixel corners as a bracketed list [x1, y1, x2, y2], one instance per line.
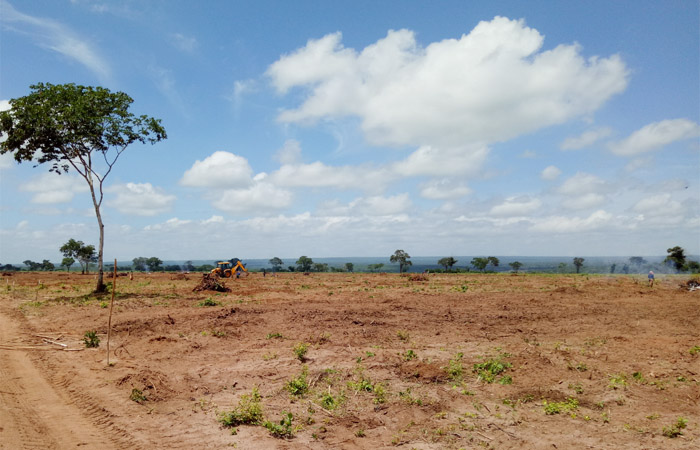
[608, 373, 628, 390]
[473, 353, 512, 384]
[319, 388, 343, 410]
[445, 352, 464, 380]
[293, 342, 309, 361]
[197, 297, 219, 307]
[286, 366, 309, 397]
[266, 332, 284, 339]
[689, 345, 700, 355]
[83, 330, 100, 348]
[662, 417, 688, 438]
[396, 330, 410, 341]
[130, 388, 147, 404]
[218, 387, 264, 428]
[543, 397, 579, 415]
[263, 412, 295, 439]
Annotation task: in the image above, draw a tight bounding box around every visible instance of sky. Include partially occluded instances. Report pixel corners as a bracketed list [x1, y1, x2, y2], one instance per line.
[1, 0, 699, 263]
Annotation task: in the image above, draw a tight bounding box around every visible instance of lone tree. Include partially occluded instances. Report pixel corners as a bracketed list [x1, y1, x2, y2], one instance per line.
[390, 250, 412, 273]
[573, 257, 585, 273]
[438, 257, 458, 271]
[471, 256, 499, 272]
[60, 239, 96, 274]
[269, 257, 284, 272]
[0, 83, 166, 292]
[61, 257, 75, 272]
[509, 261, 523, 273]
[296, 256, 314, 272]
[665, 246, 686, 273]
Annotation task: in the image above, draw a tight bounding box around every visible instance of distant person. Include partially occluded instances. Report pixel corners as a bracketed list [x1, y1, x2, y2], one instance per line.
[648, 270, 654, 287]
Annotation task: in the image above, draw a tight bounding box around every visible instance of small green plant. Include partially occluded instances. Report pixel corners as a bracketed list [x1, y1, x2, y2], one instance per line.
[403, 349, 418, 361]
[473, 354, 512, 383]
[218, 387, 264, 428]
[355, 428, 366, 437]
[266, 332, 284, 339]
[543, 397, 578, 415]
[130, 388, 147, 403]
[662, 417, 688, 438]
[632, 371, 646, 383]
[286, 366, 309, 397]
[319, 389, 342, 410]
[689, 345, 700, 355]
[198, 297, 219, 307]
[568, 383, 584, 394]
[83, 330, 100, 348]
[99, 301, 108, 308]
[445, 352, 464, 380]
[399, 388, 423, 406]
[293, 342, 309, 361]
[263, 412, 294, 438]
[608, 373, 628, 390]
[396, 330, 410, 341]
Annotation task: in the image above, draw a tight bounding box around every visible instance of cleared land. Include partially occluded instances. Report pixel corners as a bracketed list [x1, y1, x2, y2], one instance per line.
[0, 271, 698, 449]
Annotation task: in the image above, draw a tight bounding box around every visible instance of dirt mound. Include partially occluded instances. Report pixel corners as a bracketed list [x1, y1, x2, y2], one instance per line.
[117, 369, 177, 402]
[192, 273, 231, 292]
[398, 361, 448, 383]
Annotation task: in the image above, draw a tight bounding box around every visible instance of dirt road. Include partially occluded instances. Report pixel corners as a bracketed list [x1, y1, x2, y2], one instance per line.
[0, 304, 115, 449]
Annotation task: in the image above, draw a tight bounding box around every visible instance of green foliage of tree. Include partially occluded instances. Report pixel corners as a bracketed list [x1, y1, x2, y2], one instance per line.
[313, 262, 329, 272]
[345, 262, 354, 272]
[60, 238, 94, 274]
[471, 257, 488, 272]
[609, 263, 616, 274]
[132, 257, 147, 271]
[146, 257, 163, 272]
[665, 246, 686, 273]
[390, 250, 412, 273]
[1, 83, 166, 292]
[296, 256, 313, 272]
[687, 260, 700, 274]
[367, 263, 384, 272]
[509, 261, 523, 273]
[61, 257, 75, 272]
[628, 256, 647, 267]
[438, 257, 458, 271]
[183, 261, 195, 272]
[269, 257, 284, 272]
[573, 257, 585, 273]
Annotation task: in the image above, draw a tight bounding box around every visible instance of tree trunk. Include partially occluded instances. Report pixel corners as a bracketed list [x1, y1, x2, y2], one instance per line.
[86, 175, 106, 293]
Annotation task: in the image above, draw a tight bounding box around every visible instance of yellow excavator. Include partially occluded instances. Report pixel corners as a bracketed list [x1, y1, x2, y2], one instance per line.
[211, 260, 248, 278]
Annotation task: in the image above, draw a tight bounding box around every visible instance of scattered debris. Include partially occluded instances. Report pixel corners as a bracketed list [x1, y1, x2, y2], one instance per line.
[193, 273, 231, 292]
[680, 278, 700, 291]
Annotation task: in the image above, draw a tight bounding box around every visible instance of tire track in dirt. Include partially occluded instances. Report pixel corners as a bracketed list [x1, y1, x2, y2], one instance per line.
[0, 304, 119, 450]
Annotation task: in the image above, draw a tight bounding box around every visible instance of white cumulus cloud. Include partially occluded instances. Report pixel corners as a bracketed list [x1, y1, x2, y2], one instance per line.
[180, 151, 253, 188]
[19, 173, 88, 203]
[530, 210, 613, 233]
[560, 127, 612, 150]
[541, 165, 562, 180]
[212, 182, 293, 214]
[490, 196, 542, 216]
[107, 182, 176, 216]
[609, 118, 700, 156]
[268, 17, 628, 148]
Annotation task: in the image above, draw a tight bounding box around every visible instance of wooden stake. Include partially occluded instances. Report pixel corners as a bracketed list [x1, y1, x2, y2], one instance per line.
[107, 258, 116, 366]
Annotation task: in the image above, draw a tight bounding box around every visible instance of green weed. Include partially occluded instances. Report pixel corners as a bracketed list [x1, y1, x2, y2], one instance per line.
[197, 297, 219, 307]
[662, 417, 688, 438]
[473, 354, 512, 384]
[689, 345, 700, 355]
[83, 330, 100, 348]
[403, 349, 418, 361]
[218, 387, 264, 428]
[263, 412, 294, 438]
[293, 342, 309, 361]
[266, 332, 284, 339]
[130, 388, 147, 404]
[445, 352, 464, 380]
[543, 397, 579, 415]
[286, 366, 309, 397]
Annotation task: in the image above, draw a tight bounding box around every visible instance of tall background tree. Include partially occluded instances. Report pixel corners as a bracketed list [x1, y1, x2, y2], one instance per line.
[296, 256, 313, 272]
[665, 246, 686, 273]
[509, 261, 523, 273]
[390, 250, 412, 273]
[60, 239, 95, 274]
[0, 83, 166, 292]
[61, 257, 75, 272]
[269, 257, 284, 272]
[438, 257, 458, 271]
[573, 257, 585, 273]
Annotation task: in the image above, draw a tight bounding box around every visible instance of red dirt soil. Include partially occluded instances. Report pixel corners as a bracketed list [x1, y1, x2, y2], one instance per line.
[0, 271, 698, 449]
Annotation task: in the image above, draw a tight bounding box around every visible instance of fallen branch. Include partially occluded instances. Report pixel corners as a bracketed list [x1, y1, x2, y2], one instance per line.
[42, 338, 67, 348]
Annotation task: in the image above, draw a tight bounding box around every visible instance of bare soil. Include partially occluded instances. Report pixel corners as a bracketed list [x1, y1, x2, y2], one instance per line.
[0, 271, 698, 449]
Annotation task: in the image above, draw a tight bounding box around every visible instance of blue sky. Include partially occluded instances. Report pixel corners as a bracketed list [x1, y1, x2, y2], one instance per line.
[1, 0, 698, 262]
